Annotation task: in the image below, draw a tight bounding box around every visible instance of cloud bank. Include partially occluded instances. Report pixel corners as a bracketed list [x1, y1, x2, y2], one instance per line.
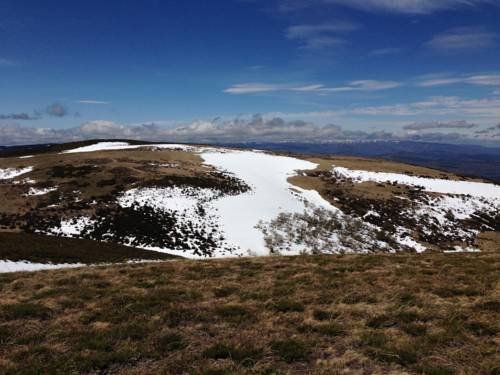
[1, 116, 498, 146]
[403, 120, 478, 130]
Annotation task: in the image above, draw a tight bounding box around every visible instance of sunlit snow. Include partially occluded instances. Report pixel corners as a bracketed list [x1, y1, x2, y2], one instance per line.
[0, 166, 33, 180]
[0, 260, 83, 274]
[333, 166, 500, 199]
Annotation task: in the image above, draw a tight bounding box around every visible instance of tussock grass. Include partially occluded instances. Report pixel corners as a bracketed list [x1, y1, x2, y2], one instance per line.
[0, 253, 499, 373]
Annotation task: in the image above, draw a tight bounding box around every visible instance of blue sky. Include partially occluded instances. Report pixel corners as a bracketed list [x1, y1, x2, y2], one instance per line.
[1, 0, 500, 145]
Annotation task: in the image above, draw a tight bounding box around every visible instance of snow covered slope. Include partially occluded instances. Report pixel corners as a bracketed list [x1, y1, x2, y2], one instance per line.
[201, 150, 337, 256]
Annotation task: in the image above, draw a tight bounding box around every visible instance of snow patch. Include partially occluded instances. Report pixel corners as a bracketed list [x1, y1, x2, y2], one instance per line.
[0, 167, 33, 180]
[394, 227, 427, 253]
[444, 246, 481, 253]
[25, 186, 58, 196]
[45, 216, 96, 237]
[0, 260, 83, 274]
[333, 166, 500, 199]
[63, 142, 195, 154]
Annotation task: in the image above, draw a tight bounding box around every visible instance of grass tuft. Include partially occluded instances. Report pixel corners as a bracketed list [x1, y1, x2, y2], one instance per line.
[271, 339, 310, 363]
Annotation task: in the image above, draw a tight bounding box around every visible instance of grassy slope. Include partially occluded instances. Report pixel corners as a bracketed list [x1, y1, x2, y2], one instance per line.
[0, 233, 177, 264]
[0, 253, 498, 374]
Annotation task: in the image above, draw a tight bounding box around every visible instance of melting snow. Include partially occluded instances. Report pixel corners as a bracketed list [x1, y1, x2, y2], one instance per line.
[201, 150, 338, 255]
[394, 227, 427, 253]
[63, 141, 194, 153]
[25, 186, 58, 196]
[0, 167, 33, 180]
[444, 246, 481, 253]
[0, 260, 83, 274]
[117, 186, 218, 212]
[333, 166, 500, 199]
[45, 216, 96, 237]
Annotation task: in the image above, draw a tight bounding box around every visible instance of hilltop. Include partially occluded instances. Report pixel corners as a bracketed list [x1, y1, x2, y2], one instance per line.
[0, 140, 498, 271]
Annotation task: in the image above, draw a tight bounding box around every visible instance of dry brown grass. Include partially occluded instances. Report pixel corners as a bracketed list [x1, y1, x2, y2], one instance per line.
[0, 148, 222, 232]
[301, 156, 475, 181]
[0, 253, 498, 374]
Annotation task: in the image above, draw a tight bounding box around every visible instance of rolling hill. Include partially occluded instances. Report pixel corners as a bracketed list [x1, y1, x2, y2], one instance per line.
[0, 141, 498, 272]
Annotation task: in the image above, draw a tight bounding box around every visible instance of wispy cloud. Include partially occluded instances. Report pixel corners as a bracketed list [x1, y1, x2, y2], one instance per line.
[224, 80, 401, 94]
[349, 96, 500, 118]
[425, 27, 497, 51]
[77, 100, 110, 105]
[417, 73, 500, 87]
[286, 21, 359, 50]
[266, 95, 500, 126]
[0, 58, 15, 66]
[368, 47, 402, 56]
[320, 0, 493, 14]
[329, 80, 402, 92]
[286, 22, 359, 39]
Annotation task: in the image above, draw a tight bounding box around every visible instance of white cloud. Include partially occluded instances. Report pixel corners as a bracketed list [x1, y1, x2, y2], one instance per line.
[77, 100, 110, 104]
[425, 27, 497, 50]
[263, 95, 500, 127]
[322, 0, 493, 14]
[349, 96, 500, 118]
[328, 80, 402, 92]
[417, 73, 500, 87]
[224, 83, 291, 94]
[224, 80, 401, 94]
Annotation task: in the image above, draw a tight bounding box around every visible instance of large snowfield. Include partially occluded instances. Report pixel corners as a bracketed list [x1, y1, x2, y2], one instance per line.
[201, 150, 337, 256]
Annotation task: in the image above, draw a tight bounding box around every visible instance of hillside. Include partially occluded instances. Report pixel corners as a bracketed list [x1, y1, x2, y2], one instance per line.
[0, 253, 498, 374]
[0, 141, 499, 272]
